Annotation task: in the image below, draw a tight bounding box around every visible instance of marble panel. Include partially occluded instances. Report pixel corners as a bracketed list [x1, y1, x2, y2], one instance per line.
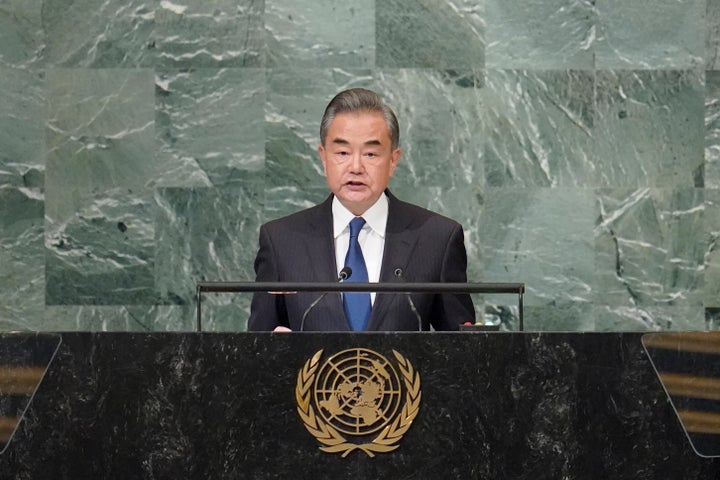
[594, 188, 705, 310]
[265, 0, 374, 68]
[155, 68, 265, 188]
[704, 188, 720, 307]
[485, 0, 596, 69]
[593, 305, 706, 332]
[483, 70, 595, 187]
[708, 0, 720, 69]
[198, 301, 250, 332]
[0, 67, 45, 189]
[45, 68, 155, 220]
[0, 187, 44, 330]
[45, 188, 157, 305]
[523, 303, 593, 332]
[43, 68, 158, 306]
[155, 0, 264, 68]
[42, 305, 192, 331]
[154, 185, 262, 311]
[475, 187, 594, 308]
[0, 1, 717, 333]
[706, 71, 720, 188]
[45, 69, 157, 305]
[1, 67, 45, 327]
[407, 185, 484, 281]
[42, 0, 155, 67]
[376, 0, 484, 68]
[596, 0, 705, 69]
[0, 0, 43, 68]
[594, 70, 704, 188]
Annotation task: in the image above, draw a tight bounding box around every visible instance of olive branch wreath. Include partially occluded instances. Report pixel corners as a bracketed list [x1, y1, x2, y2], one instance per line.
[295, 349, 421, 458]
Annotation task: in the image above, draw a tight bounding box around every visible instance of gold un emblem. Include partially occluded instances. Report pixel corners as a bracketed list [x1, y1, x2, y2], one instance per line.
[295, 348, 421, 457]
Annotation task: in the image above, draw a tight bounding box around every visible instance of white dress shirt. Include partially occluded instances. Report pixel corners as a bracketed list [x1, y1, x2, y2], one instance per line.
[332, 194, 388, 304]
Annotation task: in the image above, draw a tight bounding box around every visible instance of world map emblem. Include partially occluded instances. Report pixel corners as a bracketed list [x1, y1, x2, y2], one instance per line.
[295, 348, 421, 457]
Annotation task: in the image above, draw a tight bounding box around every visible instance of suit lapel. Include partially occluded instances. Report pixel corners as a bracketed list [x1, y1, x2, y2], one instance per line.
[304, 195, 338, 281]
[366, 193, 418, 330]
[305, 195, 347, 327]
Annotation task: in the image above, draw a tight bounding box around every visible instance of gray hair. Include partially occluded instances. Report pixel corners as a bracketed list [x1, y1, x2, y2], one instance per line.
[319, 88, 400, 149]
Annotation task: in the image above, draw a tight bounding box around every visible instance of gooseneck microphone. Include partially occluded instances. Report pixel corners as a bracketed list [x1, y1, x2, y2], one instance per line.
[299, 266, 352, 331]
[394, 268, 423, 331]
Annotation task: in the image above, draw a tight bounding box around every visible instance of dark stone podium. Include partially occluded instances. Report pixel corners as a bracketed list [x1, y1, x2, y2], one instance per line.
[0, 332, 717, 479]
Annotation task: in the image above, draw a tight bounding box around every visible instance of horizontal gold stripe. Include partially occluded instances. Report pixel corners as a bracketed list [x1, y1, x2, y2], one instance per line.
[644, 332, 720, 355]
[659, 372, 720, 401]
[0, 366, 45, 395]
[677, 409, 720, 434]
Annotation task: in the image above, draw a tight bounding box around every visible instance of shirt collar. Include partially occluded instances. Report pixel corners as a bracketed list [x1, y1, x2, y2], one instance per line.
[332, 194, 388, 238]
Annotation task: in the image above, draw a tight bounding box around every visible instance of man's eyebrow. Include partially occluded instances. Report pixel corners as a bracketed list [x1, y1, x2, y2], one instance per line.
[329, 138, 384, 146]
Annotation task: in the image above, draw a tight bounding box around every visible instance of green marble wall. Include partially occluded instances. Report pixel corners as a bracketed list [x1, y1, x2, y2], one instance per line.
[1, 0, 718, 332]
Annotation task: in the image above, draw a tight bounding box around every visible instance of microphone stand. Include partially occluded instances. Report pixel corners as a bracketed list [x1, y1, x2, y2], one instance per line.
[299, 267, 352, 332]
[393, 268, 423, 331]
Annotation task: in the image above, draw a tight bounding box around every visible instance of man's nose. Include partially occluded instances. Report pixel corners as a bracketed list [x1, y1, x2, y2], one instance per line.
[348, 153, 364, 172]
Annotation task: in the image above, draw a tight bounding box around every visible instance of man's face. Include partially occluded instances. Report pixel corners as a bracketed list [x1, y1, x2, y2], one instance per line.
[318, 111, 401, 216]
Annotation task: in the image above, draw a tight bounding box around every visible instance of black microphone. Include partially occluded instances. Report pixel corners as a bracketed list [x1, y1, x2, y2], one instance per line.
[394, 268, 423, 331]
[299, 266, 352, 331]
[338, 266, 351, 282]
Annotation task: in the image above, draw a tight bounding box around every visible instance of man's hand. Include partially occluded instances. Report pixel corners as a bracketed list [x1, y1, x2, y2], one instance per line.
[273, 326, 292, 332]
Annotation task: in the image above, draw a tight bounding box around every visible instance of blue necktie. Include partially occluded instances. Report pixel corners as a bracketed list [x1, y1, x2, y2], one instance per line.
[344, 217, 371, 331]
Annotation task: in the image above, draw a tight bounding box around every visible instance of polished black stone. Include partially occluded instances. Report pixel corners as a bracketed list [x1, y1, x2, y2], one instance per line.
[0, 332, 717, 479]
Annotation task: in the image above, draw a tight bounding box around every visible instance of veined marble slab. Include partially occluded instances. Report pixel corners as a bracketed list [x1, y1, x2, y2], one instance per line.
[0, 1, 718, 332]
[155, 68, 265, 187]
[376, 0, 484, 68]
[0, 0, 43, 69]
[266, 0, 374, 67]
[486, 0, 595, 69]
[596, 0, 705, 69]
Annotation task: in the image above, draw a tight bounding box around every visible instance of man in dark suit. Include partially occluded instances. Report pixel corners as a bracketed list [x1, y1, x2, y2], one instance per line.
[248, 88, 474, 331]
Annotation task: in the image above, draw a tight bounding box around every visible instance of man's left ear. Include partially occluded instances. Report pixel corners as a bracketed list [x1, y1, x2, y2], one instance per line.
[391, 147, 402, 171]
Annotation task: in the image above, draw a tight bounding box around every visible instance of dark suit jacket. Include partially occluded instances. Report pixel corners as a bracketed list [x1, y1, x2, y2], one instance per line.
[247, 191, 475, 331]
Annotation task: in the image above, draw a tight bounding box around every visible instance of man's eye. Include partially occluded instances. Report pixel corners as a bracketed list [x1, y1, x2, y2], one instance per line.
[366, 152, 377, 158]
